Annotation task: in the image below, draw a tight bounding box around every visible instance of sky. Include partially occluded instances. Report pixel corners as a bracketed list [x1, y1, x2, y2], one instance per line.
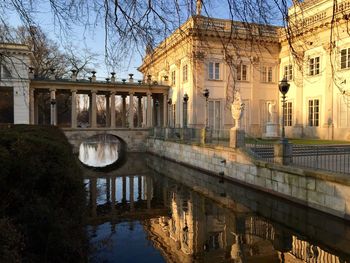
[6, 1, 285, 80]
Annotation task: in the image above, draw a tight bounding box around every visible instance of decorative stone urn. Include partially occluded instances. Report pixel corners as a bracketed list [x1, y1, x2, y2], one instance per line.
[230, 91, 245, 148]
[231, 91, 244, 130]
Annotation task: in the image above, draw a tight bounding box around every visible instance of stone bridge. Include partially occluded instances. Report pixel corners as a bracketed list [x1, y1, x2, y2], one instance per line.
[62, 128, 150, 153]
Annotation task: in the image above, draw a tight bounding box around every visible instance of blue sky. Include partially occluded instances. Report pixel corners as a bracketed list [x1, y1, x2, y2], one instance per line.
[7, 1, 285, 80]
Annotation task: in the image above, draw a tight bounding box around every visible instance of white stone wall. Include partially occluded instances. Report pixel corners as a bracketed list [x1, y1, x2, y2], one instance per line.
[147, 138, 350, 220]
[0, 44, 31, 124]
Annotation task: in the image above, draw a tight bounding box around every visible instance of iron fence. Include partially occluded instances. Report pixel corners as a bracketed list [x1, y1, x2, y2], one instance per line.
[292, 145, 350, 174]
[244, 137, 276, 163]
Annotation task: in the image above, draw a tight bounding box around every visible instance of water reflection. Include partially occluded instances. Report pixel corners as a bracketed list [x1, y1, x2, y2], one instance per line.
[85, 154, 350, 263]
[79, 134, 120, 167]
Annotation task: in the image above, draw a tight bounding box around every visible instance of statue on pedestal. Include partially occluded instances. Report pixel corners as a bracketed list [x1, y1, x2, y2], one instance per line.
[264, 101, 278, 138]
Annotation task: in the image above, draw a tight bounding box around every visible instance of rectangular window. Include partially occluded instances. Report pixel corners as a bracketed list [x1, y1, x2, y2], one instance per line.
[309, 57, 320, 75]
[308, 99, 319, 126]
[237, 64, 247, 81]
[208, 62, 220, 80]
[261, 66, 273, 82]
[283, 101, 293, 126]
[171, 70, 176, 85]
[284, 65, 293, 81]
[183, 65, 188, 82]
[340, 48, 350, 69]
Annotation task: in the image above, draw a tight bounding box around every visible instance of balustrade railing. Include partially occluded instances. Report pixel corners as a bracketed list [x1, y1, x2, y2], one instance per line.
[151, 128, 350, 174]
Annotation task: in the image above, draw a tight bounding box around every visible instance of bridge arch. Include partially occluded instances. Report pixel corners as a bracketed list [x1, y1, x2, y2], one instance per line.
[63, 128, 150, 154]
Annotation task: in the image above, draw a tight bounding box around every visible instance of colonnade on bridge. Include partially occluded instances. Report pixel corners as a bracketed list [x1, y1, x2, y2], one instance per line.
[29, 76, 170, 129]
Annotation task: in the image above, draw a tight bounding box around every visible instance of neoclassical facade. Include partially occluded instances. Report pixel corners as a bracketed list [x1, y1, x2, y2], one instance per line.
[140, 0, 350, 140]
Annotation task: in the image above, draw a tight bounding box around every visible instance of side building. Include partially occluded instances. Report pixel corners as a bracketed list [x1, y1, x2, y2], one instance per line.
[0, 43, 31, 124]
[280, 0, 350, 140]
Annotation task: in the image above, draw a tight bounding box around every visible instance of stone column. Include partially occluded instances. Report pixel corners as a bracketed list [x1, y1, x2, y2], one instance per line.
[90, 177, 97, 217]
[110, 91, 116, 128]
[106, 177, 111, 204]
[138, 176, 142, 201]
[147, 176, 152, 209]
[129, 176, 134, 211]
[71, 89, 77, 128]
[122, 176, 127, 203]
[137, 96, 142, 127]
[29, 88, 35, 124]
[129, 92, 134, 128]
[122, 95, 126, 127]
[111, 176, 116, 213]
[147, 92, 152, 128]
[89, 94, 92, 126]
[91, 90, 97, 128]
[106, 94, 110, 127]
[50, 89, 56, 125]
[163, 93, 168, 127]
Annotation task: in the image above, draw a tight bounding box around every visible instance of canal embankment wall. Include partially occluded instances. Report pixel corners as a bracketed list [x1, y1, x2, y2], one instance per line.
[147, 138, 350, 221]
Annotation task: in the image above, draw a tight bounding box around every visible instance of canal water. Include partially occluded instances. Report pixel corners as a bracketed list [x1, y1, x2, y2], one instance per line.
[83, 151, 350, 263]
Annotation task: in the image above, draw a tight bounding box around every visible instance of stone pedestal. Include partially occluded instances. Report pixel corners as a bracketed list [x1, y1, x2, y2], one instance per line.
[263, 122, 278, 138]
[230, 128, 245, 148]
[200, 128, 212, 144]
[274, 141, 293, 165]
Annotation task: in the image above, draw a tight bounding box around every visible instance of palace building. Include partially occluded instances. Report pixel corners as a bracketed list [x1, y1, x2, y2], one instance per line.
[139, 0, 350, 140]
[2, 0, 350, 140]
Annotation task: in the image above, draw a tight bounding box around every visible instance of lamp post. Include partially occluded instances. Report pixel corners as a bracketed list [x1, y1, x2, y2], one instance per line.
[167, 98, 172, 127]
[203, 88, 209, 128]
[277, 77, 292, 165]
[279, 77, 290, 142]
[183, 93, 189, 128]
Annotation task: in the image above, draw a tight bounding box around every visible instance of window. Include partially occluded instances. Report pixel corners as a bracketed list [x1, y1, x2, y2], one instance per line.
[237, 64, 248, 81]
[308, 99, 319, 126]
[182, 64, 188, 82]
[1, 64, 12, 79]
[340, 48, 350, 69]
[309, 56, 320, 75]
[283, 101, 292, 126]
[284, 65, 293, 81]
[171, 70, 176, 85]
[261, 66, 273, 82]
[208, 62, 220, 80]
[208, 100, 221, 130]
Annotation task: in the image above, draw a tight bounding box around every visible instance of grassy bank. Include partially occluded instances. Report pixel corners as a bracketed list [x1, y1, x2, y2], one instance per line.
[0, 125, 86, 262]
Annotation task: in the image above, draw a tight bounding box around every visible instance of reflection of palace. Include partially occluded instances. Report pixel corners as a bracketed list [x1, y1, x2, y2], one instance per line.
[86, 171, 349, 263]
[143, 179, 349, 263]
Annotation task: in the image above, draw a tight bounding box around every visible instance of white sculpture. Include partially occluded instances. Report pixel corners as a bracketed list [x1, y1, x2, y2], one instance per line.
[231, 91, 245, 129]
[264, 101, 278, 138]
[268, 102, 276, 123]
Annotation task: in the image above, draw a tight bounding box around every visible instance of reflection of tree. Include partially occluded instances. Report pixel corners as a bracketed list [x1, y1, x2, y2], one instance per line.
[79, 134, 121, 167]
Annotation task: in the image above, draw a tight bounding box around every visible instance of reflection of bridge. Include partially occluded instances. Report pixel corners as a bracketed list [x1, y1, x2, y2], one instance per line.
[86, 174, 168, 224]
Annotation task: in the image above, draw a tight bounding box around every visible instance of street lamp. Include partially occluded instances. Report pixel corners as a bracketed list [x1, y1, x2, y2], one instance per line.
[279, 77, 290, 142]
[183, 93, 189, 128]
[202, 88, 209, 128]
